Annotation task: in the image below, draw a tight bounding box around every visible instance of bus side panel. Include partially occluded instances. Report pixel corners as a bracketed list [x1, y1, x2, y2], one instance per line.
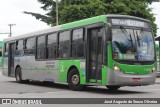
[14, 55, 27, 77]
[35, 60, 59, 82]
[2, 56, 8, 76]
[46, 60, 59, 82]
[75, 59, 86, 85]
[105, 42, 114, 85]
[101, 66, 108, 85]
[58, 60, 74, 83]
[58, 60, 86, 85]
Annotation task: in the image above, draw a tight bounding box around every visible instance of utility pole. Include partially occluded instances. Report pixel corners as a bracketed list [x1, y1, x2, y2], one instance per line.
[56, 0, 59, 25]
[8, 24, 16, 37]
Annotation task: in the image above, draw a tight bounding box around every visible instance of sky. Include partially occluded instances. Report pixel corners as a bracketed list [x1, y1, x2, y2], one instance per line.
[0, 0, 160, 41]
[0, 0, 49, 41]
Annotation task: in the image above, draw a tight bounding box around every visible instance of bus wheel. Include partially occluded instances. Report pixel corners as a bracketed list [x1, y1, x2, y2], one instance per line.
[15, 67, 23, 83]
[68, 68, 84, 91]
[106, 86, 120, 91]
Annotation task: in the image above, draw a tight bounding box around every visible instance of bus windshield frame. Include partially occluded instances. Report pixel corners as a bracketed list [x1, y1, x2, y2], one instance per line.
[109, 18, 156, 64]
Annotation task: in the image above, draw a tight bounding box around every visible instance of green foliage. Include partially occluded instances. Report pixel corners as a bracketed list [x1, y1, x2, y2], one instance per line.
[24, 0, 159, 36]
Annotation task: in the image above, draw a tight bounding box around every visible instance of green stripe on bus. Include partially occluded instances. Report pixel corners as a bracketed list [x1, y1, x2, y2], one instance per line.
[60, 15, 107, 30]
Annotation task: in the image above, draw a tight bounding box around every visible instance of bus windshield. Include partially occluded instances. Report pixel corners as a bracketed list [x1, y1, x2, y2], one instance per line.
[112, 28, 155, 61]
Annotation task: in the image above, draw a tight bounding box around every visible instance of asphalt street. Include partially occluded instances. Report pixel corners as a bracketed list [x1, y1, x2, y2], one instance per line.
[0, 69, 160, 107]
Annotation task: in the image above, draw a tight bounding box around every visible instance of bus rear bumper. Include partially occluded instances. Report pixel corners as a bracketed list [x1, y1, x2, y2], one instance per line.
[106, 69, 157, 86]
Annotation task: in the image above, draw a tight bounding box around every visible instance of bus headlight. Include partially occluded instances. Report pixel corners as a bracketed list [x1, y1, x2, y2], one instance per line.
[114, 65, 120, 71]
[152, 67, 156, 72]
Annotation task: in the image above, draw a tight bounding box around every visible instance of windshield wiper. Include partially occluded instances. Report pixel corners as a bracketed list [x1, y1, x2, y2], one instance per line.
[136, 31, 140, 47]
[136, 29, 143, 47]
[120, 26, 134, 48]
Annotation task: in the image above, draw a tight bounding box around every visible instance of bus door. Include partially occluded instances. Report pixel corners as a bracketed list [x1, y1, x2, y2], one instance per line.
[87, 27, 103, 83]
[8, 43, 15, 77]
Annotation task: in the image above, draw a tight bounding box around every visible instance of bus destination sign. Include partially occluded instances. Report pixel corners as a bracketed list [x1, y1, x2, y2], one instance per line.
[111, 19, 149, 28]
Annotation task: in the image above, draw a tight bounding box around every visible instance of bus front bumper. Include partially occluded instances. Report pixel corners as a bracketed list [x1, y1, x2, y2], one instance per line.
[106, 69, 157, 86]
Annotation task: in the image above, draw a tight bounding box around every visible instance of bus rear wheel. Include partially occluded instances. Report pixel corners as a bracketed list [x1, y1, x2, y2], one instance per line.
[68, 68, 84, 91]
[15, 67, 23, 83]
[106, 86, 120, 91]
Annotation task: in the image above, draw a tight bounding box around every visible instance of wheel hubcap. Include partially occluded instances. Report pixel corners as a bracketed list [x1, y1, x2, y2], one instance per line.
[71, 74, 79, 85]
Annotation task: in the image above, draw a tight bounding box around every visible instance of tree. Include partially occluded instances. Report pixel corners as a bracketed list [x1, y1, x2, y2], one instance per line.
[24, 0, 159, 36]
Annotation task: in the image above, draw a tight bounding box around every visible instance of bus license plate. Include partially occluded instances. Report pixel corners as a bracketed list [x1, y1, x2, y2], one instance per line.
[132, 78, 141, 82]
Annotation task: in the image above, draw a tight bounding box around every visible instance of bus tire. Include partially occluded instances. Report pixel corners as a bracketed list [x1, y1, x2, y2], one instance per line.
[106, 86, 120, 91]
[15, 67, 23, 83]
[68, 68, 84, 91]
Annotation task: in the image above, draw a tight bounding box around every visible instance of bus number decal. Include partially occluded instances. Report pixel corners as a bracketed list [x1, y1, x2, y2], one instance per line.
[46, 62, 55, 68]
[60, 62, 64, 72]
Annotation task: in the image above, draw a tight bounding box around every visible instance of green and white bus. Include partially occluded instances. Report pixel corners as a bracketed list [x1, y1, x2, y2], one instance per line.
[2, 15, 157, 91]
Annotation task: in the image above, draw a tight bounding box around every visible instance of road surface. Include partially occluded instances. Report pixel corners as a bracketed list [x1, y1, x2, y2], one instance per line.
[0, 69, 160, 107]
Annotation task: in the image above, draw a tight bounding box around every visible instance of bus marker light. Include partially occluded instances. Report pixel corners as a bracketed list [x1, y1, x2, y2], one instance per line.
[114, 65, 119, 71]
[92, 67, 95, 70]
[152, 67, 156, 72]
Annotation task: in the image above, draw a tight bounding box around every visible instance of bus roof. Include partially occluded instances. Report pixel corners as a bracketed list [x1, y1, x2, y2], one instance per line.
[4, 14, 149, 42]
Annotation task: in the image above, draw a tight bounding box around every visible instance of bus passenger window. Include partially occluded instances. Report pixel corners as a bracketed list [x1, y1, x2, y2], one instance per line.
[15, 40, 24, 56]
[71, 28, 84, 58]
[26, 38, 35, 49]
[58, 31, 70, 58]
[5, 43, 9, 52]
[37, 36, 45, 59]
[46, 33, 57, 59]
[25, 38, 35, 55]
[4, 43, 9, 56]
[16, 40, 23, 50]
